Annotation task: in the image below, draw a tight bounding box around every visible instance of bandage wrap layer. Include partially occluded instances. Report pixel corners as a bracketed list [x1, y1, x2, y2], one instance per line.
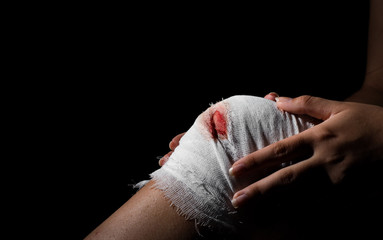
[149, 96, 317, 233]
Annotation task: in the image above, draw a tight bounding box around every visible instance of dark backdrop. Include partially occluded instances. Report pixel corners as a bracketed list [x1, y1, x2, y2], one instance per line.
[40, 2, 371, 239]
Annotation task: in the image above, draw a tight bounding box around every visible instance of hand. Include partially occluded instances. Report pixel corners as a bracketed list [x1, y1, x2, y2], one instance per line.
[158, 92, 280, 166]
[230, 95, 383, 208]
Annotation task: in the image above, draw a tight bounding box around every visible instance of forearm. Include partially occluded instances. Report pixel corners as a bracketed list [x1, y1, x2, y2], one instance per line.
[346, 83, 383, 106]
[346, 0, 383, 107]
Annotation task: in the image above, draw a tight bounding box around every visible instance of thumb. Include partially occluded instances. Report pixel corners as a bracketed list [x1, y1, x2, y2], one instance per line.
[276, 95, 341, 120]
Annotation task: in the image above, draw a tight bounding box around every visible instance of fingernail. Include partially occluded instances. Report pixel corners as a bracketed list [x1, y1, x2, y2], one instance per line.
[229, 163, 246, 176]
[276, 97, 292, 103]
[231, 192, 248, 209]
[264, 92, 280, 101]
[268, 92, 279, 97]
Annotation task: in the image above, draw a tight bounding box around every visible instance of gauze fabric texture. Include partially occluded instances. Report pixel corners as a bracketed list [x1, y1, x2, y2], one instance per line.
[146, 96, 317, 233]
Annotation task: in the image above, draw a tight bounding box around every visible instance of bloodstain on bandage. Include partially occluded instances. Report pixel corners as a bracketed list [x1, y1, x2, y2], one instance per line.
[210, 110, 228, 139]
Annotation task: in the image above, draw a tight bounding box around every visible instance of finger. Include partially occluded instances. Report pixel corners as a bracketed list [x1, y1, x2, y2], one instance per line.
[276, 95, 342, 121]
[230, 131, 313, 177]
[232, 158, 316, 208]
[158, 151, 173, 166]
[169, 132, 185, 150]
[264, 92, 279, 102]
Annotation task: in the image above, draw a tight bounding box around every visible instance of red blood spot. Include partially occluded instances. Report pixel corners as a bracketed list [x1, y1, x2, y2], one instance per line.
[210, 110, 227, 139]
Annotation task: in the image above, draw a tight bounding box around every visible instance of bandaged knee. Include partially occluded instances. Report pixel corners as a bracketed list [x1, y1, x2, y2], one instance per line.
[146, 96, 317, 233]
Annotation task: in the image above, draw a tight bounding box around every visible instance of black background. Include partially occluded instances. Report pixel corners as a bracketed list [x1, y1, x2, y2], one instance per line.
[23, 1, 372, 239]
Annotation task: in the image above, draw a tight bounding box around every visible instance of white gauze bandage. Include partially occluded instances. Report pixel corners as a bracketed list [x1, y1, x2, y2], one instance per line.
[148, 95, 317, 232]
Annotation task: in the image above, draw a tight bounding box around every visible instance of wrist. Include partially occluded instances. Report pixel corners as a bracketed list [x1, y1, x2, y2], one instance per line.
[346, 83, 383, 107]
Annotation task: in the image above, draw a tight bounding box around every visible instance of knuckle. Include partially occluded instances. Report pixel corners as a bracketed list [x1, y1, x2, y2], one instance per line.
[249, 183, 263, 196]
[323, 156, 350, 185]
[328, 170, 345, 185]
[314, 127, 337, 143]
[273, 142, 290, 159]
[279, 169, 296, 185]
[297, 95, 314, 105]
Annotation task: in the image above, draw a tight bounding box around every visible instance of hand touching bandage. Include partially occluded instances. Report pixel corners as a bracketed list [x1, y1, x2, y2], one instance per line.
[148, 95, 318, 233]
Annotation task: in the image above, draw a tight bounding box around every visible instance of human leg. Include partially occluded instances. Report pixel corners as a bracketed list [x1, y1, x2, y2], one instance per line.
[85, 95, 317, 239]
[84, 181, 197, 240]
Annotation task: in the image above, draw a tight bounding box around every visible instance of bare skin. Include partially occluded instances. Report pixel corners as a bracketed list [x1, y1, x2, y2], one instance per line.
[84, 181, 196, 240]
[230, 0, 383, 207]
[161, 0, 383, 209]
[86, 1, 382, 239]
[231, 97, 383, 207]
